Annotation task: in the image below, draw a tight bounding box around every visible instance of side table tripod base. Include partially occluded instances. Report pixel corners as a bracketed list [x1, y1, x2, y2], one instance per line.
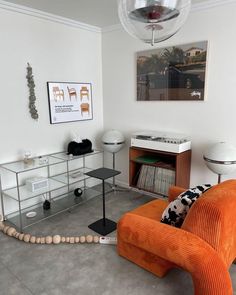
[88, 218, 117, 236]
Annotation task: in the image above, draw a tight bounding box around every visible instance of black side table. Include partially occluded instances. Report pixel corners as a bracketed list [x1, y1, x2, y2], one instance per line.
[85, 167, 121, 236]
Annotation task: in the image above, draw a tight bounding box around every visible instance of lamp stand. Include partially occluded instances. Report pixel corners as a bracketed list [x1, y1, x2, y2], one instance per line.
[108, 152, 129, 193]
[112, 152, 115, 188]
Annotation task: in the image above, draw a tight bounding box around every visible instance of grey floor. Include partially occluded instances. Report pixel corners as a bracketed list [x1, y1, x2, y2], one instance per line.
[1, 188, 236, 295]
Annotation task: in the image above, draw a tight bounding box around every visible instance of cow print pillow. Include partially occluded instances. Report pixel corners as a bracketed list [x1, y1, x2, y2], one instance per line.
[161, 184, 212, 228]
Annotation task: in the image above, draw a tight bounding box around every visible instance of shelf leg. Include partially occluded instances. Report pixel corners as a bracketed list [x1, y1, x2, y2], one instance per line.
[16, 173, 23, 232]
[0, 173, 6, 221]
[66, 160, 70, 196]
[47, 164, 52, 203]
[102, 179, 106, 226]
[112, 152, 115, 188]
[83, 156, 86, 191]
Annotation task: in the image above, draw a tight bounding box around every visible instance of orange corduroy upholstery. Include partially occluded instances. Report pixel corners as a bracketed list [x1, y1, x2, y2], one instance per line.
[117, 180, 236, 295]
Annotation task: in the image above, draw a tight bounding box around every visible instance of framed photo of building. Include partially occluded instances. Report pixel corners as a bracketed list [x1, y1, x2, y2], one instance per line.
[47, 82, 93, 124]
[137, 41, 208, 101]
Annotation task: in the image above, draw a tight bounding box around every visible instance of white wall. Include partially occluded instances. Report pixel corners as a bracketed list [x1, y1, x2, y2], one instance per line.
[0, 8, 104, 164]
[102, 2, 236, 187]
[1, 1, 236, 194]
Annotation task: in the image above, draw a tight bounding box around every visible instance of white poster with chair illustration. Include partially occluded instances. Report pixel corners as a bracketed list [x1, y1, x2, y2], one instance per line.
[47, 82, 93, 124]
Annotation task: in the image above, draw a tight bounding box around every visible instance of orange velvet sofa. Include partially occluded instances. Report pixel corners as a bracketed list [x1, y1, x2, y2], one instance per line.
[117, 180, 236, 295]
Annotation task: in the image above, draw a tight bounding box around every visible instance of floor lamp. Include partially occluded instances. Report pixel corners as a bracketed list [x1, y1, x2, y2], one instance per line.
[102, 130, 126, 191]
[203, 142, 236, 183]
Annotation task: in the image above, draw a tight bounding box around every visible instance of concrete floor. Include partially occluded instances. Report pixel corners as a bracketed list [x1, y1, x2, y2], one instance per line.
[0, 188, 236, 295]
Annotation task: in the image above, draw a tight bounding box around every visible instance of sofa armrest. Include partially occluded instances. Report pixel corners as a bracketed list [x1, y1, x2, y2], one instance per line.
[118, 213, 232, 295]
[168, 186, 185, 202]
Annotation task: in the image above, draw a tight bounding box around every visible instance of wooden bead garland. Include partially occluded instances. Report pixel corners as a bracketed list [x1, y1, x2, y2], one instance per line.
[0, 222, 103, 245]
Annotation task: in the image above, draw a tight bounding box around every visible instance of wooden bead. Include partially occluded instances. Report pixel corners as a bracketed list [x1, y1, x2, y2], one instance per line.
[80, 236, 86, 243]
[23, 234, 31, 243]
[52, 235, 61, 244]
[30, 236, 36, 244]
[61, 237, 66, 243]
[93, 236, 100, 243]
[41, 237, 45, 244]
[0, 222, 4, 231]
[14, 232, 20, 239]
[36, 237, 41, 244]
[3, 225, 10, 234]
[69, 237, 75, 244]
[19, 233, 24, 241]
[86, 235, 93, 243]
[65, 237, 70, 243]
[7, 227, 16, 237]
[45, 236, 52, 244]
[75, 237, 80, 243]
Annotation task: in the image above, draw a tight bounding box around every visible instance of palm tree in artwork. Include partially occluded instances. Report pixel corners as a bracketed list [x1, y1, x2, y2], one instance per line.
[144, 54, 165, 74]
[161, 47, 186, 67]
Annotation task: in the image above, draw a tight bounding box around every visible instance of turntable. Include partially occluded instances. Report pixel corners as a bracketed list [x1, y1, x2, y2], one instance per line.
[131, 131, 191, 153]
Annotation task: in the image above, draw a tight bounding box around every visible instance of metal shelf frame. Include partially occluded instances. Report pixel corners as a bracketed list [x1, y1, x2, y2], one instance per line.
[0, 150, 103, 232]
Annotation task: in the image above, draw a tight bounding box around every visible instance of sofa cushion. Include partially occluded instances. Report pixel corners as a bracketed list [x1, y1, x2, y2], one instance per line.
[161, 184, 212, 227]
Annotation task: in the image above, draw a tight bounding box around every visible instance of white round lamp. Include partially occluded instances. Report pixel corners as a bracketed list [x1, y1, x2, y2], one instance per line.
[102, 130, 125, 154]
[102, 130, 125, 189]
[203, 142, 236, 183]
[118, 0, 192, 46]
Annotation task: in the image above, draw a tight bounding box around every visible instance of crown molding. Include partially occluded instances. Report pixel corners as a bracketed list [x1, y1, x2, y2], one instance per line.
[102, 24, 122, 33]
[192, 0, 236, 12]
[102, 0, 236, 33]
[0, 0, 235, 34]
[0, 0, 101, 33]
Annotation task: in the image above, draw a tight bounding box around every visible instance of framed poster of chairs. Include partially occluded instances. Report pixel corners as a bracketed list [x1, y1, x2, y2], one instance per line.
[47, 82, 93, 124]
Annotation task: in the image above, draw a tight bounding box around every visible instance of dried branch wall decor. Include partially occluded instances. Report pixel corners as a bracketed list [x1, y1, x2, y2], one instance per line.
[26, 63, 39, 120]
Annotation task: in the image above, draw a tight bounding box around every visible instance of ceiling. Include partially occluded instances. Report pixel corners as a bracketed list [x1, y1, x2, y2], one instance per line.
[4, 0, 208, 28]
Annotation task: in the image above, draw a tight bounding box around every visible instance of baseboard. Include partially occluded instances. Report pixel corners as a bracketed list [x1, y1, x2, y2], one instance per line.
[111, 179, 164, 199]
[113, 179, 129, 189]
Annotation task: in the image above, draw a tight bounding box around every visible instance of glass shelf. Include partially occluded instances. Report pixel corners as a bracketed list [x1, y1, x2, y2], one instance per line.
[6, 187, 101, 230]
[52, 167, 92, 185]
[2, 178, 68, 202]
[52, 150, 103, 161]
[1, 156, 65, 173]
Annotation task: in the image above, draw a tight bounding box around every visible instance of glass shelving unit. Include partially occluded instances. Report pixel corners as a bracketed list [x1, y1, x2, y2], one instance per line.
[0, 150, 103, 231]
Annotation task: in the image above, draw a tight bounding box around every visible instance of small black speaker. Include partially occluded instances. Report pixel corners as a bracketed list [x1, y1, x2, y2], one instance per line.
[43, 200, 51, 210]
[74, 188, 83, 197]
